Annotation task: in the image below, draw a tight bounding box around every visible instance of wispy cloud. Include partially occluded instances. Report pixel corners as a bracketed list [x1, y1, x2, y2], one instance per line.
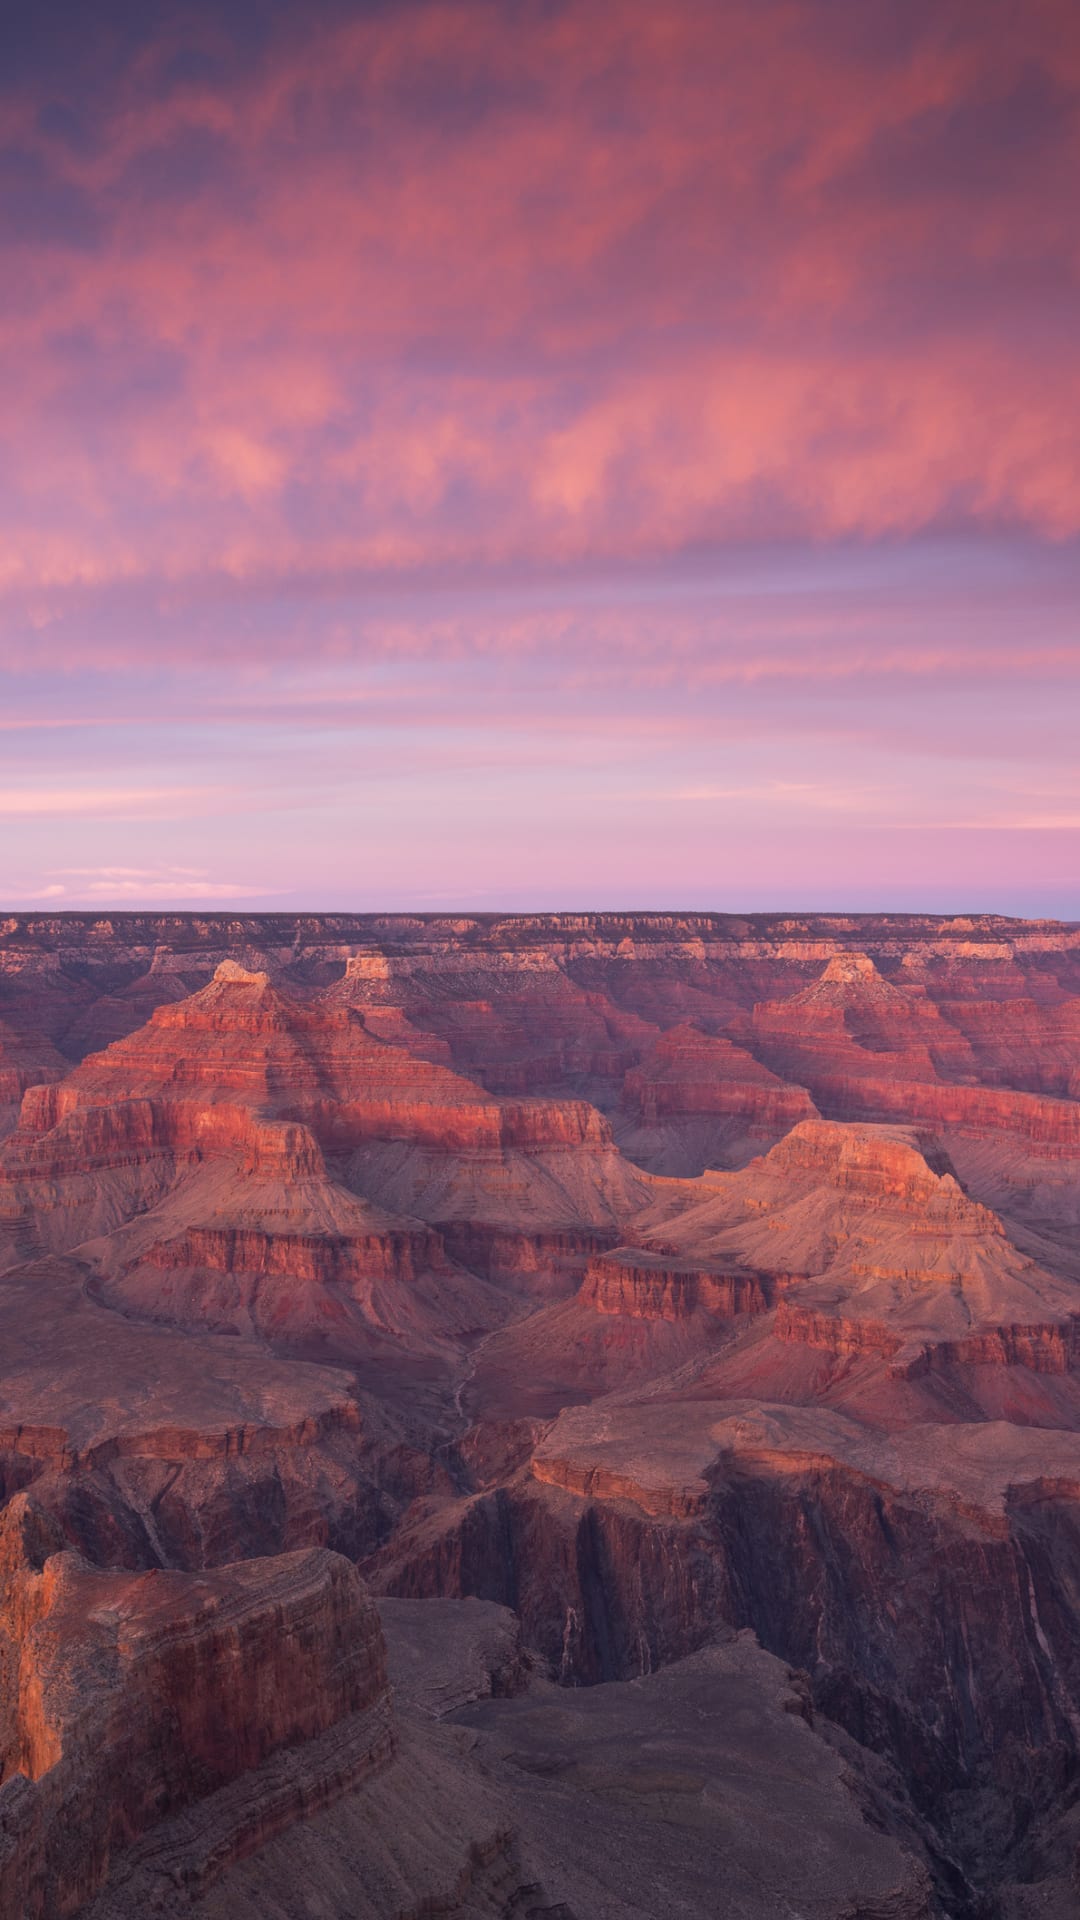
[1, 0, 1078, 911]
[0, 0, 1078, 613]
[33, 866, 283, 900]
[0, 788, 214, 817]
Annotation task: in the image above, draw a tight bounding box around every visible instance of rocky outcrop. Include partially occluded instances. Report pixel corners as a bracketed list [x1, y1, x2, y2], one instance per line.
[373, 1402, 1080, 1894]
[800, 1072, 1080, 1148]
[100, 1207, 509, 1366]
[0, 1020, 69, 1153]
[1, 964, 652, 1279]
[625, 1121, 1080, 1377]
[581, 1248, 769, 1321]
[617, 1022, 818, 1173]
[0, 1497, 392, 1918]
[140, 1220, 445, 1290]
[324, 945, 655, 1100]
[623, 1022, 816, 1126]
[381, 1600, 938, 1920]
[0, 1244, 444, 1577]
[730, 958, 1080, 1223]
[439, 1222, 621, 1297]
[927, 993, 1080, 1096]
[10, 964, 611, 1163]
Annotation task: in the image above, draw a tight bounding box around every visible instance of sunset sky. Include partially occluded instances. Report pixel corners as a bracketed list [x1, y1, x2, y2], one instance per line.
[2, 0, 1078, 914]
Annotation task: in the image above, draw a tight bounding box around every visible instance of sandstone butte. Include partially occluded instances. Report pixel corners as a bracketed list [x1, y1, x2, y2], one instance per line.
[3, 915, 1080, 1915]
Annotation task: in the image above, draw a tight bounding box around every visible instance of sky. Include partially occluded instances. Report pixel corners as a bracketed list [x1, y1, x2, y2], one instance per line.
[1, 0, 1078, 916]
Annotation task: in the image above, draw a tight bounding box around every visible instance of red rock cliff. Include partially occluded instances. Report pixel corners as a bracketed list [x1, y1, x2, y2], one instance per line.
[0, 1496, 392, 1918]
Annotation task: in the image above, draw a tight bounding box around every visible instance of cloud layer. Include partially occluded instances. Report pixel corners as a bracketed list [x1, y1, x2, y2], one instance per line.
[1, 0, 1078, 909]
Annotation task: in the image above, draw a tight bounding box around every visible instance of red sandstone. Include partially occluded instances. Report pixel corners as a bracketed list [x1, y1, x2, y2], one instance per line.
[0, 914, 1079, 1917]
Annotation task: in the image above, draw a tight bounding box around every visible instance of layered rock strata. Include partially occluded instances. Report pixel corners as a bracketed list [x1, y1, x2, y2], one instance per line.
[1, 916, 1080, 1916]
[0, 1497, 390, 1918]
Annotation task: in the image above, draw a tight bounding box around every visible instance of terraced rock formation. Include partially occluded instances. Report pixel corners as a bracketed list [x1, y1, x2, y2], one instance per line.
[2, 912, 1080, 1916]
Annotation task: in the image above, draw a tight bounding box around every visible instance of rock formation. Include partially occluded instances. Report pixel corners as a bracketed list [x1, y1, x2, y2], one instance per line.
[3, 912, 1080, 1915]
[0, 1495, 392, 1917]
[617, 1021, 817, 1173]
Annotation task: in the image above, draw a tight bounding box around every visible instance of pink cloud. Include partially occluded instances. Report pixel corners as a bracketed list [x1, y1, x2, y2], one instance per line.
[0, 0, 1078, 611]
[1, 0, 1078, 914]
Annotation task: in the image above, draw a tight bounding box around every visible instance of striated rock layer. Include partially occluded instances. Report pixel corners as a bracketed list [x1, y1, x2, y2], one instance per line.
[4, 913, 1080, 1916]
[0, 1492, 391, 1918]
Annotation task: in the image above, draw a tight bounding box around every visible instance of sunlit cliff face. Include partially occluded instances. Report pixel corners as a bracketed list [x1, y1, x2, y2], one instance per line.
[2, 0, 1079, 911]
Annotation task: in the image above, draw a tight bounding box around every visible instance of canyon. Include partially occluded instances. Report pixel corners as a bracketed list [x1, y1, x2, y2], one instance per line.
[3, 910, 1080, 1916]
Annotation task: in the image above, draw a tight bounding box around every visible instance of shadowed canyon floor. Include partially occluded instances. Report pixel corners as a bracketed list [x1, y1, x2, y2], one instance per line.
[3, 911, 1080, 1916]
